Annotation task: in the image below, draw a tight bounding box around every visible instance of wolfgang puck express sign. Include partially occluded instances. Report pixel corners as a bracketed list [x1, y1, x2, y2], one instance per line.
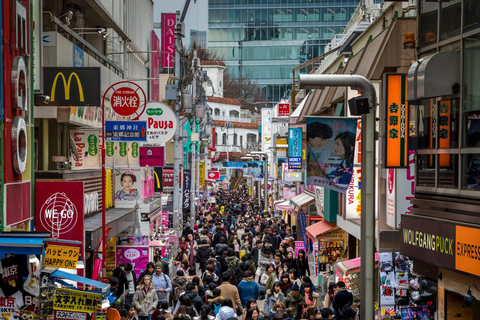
[401, 215, 480, 277]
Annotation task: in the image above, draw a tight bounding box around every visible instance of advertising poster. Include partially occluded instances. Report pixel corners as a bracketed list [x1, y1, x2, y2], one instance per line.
[242, 161, 263, 179]
[306, 117, 358, 193]
[53, 288, 101, 313]
[116, 246, 149, 276]
[379, 252, 395, 306]
[283, 187, 296, 200]
[294, 241, 306, 258]
[70, 129, 101, 170]
[288, 128, 302, 170]
[400, 306, 429, 320]
[114, 168, 142, 202]
[114, 142, 140, 167]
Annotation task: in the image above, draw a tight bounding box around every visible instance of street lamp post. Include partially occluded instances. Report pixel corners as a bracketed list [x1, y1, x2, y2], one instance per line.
[251, 151, 268, 212]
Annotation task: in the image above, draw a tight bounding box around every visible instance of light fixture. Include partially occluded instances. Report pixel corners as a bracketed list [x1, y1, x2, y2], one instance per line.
[464, 284, 480, 307]
[77, 255, 85, 270]
[58, 10, 73, 25]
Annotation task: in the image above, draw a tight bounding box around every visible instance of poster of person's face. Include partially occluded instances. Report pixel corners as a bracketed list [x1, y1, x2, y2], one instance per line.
[306, 117, 358, 193]
[115, 168, 141, 202]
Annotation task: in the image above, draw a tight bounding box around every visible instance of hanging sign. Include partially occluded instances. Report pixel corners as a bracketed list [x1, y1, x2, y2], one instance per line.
[111, 87, 141, 117]
[182, 170, 192, 209]
[53, 288, 101, 313]
[139, 147, 164, 167]
[288, 128, 302, 169]
[55, 311, 88, 320]
[105, 121, 147, 142]
[139, 102, 177, 145]
[278, 103, 290, 117]
[44, 245, 80, 269]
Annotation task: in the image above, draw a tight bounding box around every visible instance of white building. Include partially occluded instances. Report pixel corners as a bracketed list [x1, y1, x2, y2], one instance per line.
[201, 61, 259, 160]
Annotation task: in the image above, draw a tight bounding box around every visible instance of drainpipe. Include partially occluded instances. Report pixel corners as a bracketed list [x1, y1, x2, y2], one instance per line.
[299, 74, 376, 320]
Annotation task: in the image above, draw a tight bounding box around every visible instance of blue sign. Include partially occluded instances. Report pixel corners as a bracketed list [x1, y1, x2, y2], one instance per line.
[288, 128, 302, 169]
[182, 169, 192, 210]
[298, 211, 307, 247]
[105, 121, 147, 141]
[73, 44, 84, 67]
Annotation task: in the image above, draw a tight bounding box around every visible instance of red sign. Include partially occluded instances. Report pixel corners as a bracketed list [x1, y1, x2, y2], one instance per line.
[207, 171, 220, 180]
[111, 87, 140, 116]
[278, 103, 290, 117]
[139, 147, 164, 167]
[161, 13, 176, 68]
[163, 169, 174, 187]
[151, 31, 160, 101]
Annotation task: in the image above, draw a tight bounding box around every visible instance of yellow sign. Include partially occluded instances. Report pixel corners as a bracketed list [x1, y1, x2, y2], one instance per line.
[54, 288, 101, 313]
[44, 245, 80, 269]
[51, 72, 84, 102]
[199, 162, 205, 185]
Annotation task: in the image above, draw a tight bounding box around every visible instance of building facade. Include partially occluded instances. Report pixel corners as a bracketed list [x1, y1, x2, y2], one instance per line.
[208, 0, 360, 104]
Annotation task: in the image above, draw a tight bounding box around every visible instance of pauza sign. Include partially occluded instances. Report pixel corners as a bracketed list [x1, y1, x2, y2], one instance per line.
[43, 67, 100, 106]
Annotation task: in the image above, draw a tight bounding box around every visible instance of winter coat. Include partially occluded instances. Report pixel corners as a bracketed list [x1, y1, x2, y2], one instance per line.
[303, 291, 319, 311]
[237, 277, 260, 308]
[215, 243, 228, 256]
[295, 258, 310, 277]
[133, 286, 158, 317]
[113, 266, 129, 297]
[184, 290, 204, 313]
[257, 253, 273, 276]
[215, 306, 237, 320]
[235, 262, 253, 282]
[284, 291, 306, 318]
[263, 290, 285, 315]
[282, 258, 295, 270]
[217, 282, 243, 312]
[171, 276, 188, 302]
[207, 296, 224, 314]
[196, 246, 213, 265]
[332, 288, 353, 319]
[251, 247, 260, 265]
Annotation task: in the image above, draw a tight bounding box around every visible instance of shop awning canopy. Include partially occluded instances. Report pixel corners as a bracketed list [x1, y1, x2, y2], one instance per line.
[50, 269, 110, 293]
[0, 232, 50, 255]
[306, 220, 337, 241]
[336, 252, 380, 275]
[275, 200, 293, 211]
[290, 191, 315, 210]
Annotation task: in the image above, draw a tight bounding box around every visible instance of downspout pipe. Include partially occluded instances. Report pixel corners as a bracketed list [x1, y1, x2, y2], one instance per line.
[299, 74, 376, 320]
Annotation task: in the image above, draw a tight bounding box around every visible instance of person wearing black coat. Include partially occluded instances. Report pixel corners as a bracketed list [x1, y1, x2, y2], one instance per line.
[196, 240, 213, 272]
[112, 263, 129, 298]
[282, 251, 296, 270]
[295, 249, 310, 278]
[332, 281, 354, 319]
[235, 256, 253, 282]
[251, 240, 263, 266]
[184, 282, 204, 313]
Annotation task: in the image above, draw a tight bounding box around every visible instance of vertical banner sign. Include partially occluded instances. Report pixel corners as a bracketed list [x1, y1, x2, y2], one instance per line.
[386, 169, 396, 228]
[154, 167, 163, 192]
[438, 100, 451, 167]
[288, 128, 302, 169]
[151, 31, 160, 101]
[306, 117, 358, 193]
[70, 129, 101, 170]
[298, 211, 307, 248]
[313, 242, 319, 277]
[161, 13, 176, 68]
[278, 103, 290, 117]
[163, 169, 174, 187]
[384, 74, 409, 167]
[182, 170, 192, 209]
[199, 162, 205, 185]
[261, 108, 272, 152]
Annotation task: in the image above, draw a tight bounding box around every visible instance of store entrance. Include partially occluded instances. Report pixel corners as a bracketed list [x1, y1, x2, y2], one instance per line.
[446, 290, 480, 319]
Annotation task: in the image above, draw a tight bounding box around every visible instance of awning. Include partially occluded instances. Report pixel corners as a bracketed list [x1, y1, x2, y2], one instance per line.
[275, 200, 293, 211]
[290, 191, 315, 211]
[85, 208, 136, 251]
[306, 220, 337, 241]
[50, 269, 109, 292]
[336, 252, 380, 276]
[0, 232, 50, 255]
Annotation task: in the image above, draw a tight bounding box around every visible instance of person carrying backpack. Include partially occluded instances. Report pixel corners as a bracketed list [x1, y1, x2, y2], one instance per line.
[171, 269, 188, 305]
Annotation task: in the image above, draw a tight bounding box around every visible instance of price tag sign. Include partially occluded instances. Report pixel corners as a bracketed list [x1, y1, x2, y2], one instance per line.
[44, 245, 80, 269]
[54, 288, 101, 313]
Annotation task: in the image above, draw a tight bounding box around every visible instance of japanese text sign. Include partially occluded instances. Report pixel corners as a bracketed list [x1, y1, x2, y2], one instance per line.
[55, 311, 87, 320]
[44, 245, 80, 269]
[105, 121, 147, 142]
[139, 147, 164, 167]
[111, 87, 140, 117]
[278, 103, 290, 117]
[53, 288, 101, 313]
[182, 170, 192, 209]
[384, 74, 409, 167]
[288, 128, 302, 170]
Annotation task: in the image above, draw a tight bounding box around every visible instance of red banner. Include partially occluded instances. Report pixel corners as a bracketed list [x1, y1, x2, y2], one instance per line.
[161, 13, 176, 68]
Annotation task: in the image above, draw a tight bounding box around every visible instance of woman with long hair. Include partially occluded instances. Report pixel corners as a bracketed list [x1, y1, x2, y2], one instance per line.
[279, 273, 292, 295]
[295, 249, 310, 278]
[301, 283, 319, 318]
[327, 131, 355, 185]
[179, 236, 188, 252]
[132, 275, 158, 320]
[174, 247, 188, 268]
[245, 308, 260, 320]
[261, 264, 275, 287]
[264, 281, 285, 315]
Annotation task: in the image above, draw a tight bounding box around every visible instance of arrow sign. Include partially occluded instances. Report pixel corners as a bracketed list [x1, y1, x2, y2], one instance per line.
[207, 171, 220, 180]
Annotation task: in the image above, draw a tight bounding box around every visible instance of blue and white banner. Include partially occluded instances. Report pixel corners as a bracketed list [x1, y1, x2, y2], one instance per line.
[288, 128, 302, 170]
[182, 169, 192, 209]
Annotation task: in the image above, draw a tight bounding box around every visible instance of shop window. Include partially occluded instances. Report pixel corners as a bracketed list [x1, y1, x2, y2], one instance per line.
[464, 0, 480, 33]
[440, 0, 461, 41]
[464, 154, 480, 191]
[417, 99, 434, 149]
[417, 154, 436, 187]
[438, 154, 459, 189]
[420, 0, 438, 46]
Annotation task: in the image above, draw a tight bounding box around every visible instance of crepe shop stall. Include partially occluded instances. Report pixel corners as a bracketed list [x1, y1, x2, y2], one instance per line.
[0, 233, 110, 320]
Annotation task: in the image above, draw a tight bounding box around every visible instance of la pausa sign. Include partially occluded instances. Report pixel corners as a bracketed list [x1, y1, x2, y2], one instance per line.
[139, 102, 177, 145]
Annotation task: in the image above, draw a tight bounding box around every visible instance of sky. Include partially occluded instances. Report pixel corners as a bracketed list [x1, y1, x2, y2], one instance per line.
[153, 0, 208, 48]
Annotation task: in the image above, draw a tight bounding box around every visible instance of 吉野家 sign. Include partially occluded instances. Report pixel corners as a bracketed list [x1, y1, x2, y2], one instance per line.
[44, 245, 80, 269]
[105, 121, 147, 142]
[139, 146, 164, 167]
[288, 128, 302, 170]
[53, 288, 101, 313]
[43, 67, 100, 106]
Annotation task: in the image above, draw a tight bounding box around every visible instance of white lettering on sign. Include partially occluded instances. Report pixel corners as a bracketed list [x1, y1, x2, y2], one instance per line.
[84, 192, 99, 215]
[56, 311, 87, 320]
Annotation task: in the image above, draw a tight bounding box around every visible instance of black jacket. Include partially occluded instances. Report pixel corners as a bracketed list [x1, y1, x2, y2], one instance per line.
[235, 262, 253, 282]
[196, 246, 213, 264]
[333, 288, 353, 319]
[282, 258, 295, 270]
[213, 232, 227, 247]
[184, 290, 204, 313]
[295, 257, 310, 277]
[112, 266, 128, 297]
[251, 247, 260, 265]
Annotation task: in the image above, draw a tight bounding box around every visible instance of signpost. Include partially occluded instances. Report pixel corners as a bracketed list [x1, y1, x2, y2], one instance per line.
[53, 288, 101, 313]
[44, 245, 80, 269]
[111, 87, 141, 116]
[207, 171, 220, 180]
[105, 121, 147, 142]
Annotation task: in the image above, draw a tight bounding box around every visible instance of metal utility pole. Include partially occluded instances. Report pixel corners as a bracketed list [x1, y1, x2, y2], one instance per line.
[173, 11, 182, 228]
[190, 50, 198, 220]
[298, 74, 376, 320]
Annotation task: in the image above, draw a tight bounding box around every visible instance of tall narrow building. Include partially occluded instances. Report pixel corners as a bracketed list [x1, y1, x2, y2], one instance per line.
[208, 0, 361, 104]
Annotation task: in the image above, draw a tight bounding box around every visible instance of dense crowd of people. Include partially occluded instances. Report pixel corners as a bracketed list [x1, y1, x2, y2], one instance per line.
[105, 188, 359, 320]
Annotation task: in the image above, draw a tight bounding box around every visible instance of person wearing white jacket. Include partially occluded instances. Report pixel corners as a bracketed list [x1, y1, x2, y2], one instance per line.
[215, 298, 238, 320]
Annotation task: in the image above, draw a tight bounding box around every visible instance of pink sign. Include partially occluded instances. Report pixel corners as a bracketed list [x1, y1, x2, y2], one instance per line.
[139, 146, 164, 167]
[162, 211, 169, 227]
[116, 246, 149, 275]
[151, 31, 160, 100]
[283, 187, 296, 200]
[161, 13, 176, 68]
[294, 241, 306, 258]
